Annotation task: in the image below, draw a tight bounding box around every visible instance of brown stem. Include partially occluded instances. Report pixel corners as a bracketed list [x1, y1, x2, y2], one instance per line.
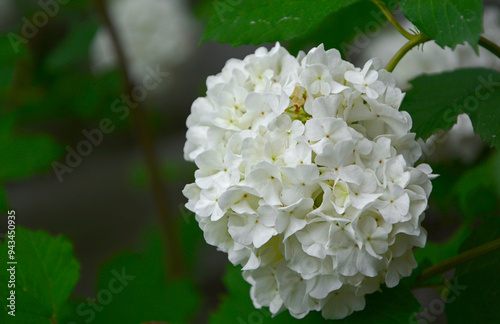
[94, 0, 185, 278]
[417, 237, 500, 283]
[479, 36, 500, 60]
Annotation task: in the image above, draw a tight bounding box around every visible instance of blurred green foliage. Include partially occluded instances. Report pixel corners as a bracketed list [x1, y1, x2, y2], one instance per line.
[0, 225, 202, 324]
[0, 115, 61, 180]
[0, 227, 80, 323]
[0, 115, 62, 213]
[415, 225, 471, 266]
[82, 228, 200, 324]
[446, 219, 500, 323]
[0, 0, 127, 212]
[454, 151, 500, 222]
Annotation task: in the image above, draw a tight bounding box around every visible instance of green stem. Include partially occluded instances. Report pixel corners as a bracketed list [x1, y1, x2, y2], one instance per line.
[479, 36, 500, 60]
[385, 33, 430, 72]
[369, 0, 415, 40]
[417, 237, 500, 283]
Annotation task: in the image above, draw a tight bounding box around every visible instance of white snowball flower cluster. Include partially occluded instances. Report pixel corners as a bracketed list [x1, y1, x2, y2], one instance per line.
[183, 43, 435, 319]
[90, 0, 197, 82]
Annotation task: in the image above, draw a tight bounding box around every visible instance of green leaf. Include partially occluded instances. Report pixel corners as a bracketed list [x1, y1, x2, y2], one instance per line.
[453, 152, 500, 222]
[78, 228, 201, 324]
[0, 34, 29, 65]
[0, 115, 62, 181]
[445, 220, 500, 323]
[56, 0, 92, 12]
[0, 227, 80, 323]
[287, 0, 395, 56]
[0, 65, 15, 98]
[44, 19, 99, 71]
[178, 210, 204, 271]
[63, 72, 121, 119]
[400, 0, 483, 50]
[211, 265, 421, 323]
[12, 67, 121, 127]
[202, 0, 361, 46]
[401, 68, 500, 147]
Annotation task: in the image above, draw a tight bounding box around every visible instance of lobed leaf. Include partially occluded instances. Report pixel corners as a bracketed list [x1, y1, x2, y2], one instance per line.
[202, 0, 361, 46]
[401, 68, 500, 147]
[0, 227, 80, 323]
[400, 0, 483, 50]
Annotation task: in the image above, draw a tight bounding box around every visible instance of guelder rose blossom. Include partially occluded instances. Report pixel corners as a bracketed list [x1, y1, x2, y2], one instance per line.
[183, 43, 435, 319]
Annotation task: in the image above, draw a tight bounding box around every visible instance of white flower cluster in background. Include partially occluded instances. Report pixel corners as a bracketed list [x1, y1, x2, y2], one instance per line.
[357, 6, 500, 89]
[90, 0, 197, 83]
[356, 6, 500, 162]
[183, 43, 435, 319]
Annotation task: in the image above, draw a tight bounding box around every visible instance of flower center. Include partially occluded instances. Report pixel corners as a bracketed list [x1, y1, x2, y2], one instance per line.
[285, 85, 312, 122]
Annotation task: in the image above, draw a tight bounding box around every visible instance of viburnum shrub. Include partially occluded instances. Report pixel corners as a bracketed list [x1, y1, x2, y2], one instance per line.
[5, 0, 500, 323]
[183, 43, 436, 319]
[179, 0, 500, 322]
